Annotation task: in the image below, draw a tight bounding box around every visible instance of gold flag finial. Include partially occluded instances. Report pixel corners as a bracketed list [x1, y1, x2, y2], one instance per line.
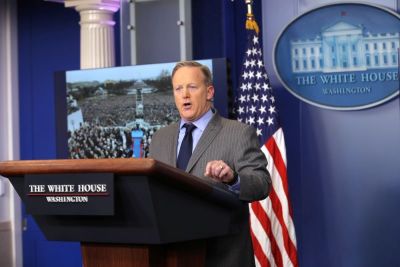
[245, 0, 259, 34]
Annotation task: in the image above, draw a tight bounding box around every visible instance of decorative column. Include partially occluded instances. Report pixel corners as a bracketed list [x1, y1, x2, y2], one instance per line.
[65, 0, 120, 69]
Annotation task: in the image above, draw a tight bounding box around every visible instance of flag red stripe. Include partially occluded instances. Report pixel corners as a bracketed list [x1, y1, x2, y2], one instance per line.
[252, 201, 283, 267]
[265, 137, 298, 266]
[250, 226, 271, 267]
[269, 187, 298, 266]
[266, 135, 293, 217]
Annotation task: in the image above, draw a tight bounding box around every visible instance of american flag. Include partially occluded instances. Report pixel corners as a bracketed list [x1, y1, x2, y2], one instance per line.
[236, 17, 299, 267]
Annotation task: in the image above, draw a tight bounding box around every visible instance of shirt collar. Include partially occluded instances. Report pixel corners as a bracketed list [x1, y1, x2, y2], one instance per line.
[179, 108, 214, 132]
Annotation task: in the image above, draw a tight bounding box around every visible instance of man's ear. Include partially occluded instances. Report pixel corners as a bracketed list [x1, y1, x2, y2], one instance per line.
[207, 85, 215, 101]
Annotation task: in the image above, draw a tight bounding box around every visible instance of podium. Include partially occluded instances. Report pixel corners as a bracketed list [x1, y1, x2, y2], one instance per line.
[0, 158, 246, 267]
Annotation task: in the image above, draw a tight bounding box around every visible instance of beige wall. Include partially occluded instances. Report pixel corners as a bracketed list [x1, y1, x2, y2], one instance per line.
[0, 221, 13, 267]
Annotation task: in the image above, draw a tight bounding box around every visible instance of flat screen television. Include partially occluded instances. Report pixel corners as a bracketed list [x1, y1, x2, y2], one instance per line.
[54, 58, 229, 159]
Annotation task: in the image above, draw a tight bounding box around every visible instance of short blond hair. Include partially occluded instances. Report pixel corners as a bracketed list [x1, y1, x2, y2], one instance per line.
[171, 61, 213, 86]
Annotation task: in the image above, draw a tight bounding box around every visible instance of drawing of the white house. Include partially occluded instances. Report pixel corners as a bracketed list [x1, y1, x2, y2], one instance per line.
[290, 21, 399, 73]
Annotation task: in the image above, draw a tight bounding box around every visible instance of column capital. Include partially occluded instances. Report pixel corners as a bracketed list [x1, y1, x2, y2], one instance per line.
[63, 0, 119, 69]
[64, 0, 120, 12]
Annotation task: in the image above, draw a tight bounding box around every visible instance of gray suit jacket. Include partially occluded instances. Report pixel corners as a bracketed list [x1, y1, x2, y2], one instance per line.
[149, 111, 271, 267]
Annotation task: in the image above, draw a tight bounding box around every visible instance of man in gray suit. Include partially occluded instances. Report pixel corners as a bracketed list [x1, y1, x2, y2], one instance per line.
[149, 61, 271, 267]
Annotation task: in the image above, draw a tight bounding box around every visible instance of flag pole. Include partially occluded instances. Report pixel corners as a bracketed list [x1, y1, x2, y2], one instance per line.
[245, 0, 253, 15]
[244, 0, 259, 34]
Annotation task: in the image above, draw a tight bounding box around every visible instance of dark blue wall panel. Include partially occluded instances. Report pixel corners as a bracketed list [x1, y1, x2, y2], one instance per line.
[18, 0, 80, 160]
[192, 0, 263, 107]
[18, 0, 82, 266]
[296, 98, 400, 267]
[262, 0, 400, 266]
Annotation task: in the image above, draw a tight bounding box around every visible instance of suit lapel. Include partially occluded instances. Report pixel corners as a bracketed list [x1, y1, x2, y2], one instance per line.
[186, 113, 222, 172]
[171, 123, 179, 167]
[162, 123, 179, 167]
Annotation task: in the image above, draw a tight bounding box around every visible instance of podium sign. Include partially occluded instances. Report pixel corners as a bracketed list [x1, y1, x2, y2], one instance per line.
[25, 173, 114, 216]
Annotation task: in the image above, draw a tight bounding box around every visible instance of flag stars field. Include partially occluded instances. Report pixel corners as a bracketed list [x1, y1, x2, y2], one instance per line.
[236, 12, 298, 267]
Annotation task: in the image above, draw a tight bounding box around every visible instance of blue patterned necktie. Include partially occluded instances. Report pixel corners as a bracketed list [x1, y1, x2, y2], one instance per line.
[176, 123, 197, 170]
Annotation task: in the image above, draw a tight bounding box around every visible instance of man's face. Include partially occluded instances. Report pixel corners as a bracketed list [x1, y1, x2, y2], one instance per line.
[172, 66, 214, 122]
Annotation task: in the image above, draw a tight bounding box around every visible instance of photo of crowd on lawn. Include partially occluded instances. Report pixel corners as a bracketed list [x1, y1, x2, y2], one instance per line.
[65, 60, 212, 159]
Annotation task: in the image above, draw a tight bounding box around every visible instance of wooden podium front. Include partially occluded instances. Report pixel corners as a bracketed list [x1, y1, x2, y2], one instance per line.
[0, 158, 246, 267]
[80, 241, 206, 267]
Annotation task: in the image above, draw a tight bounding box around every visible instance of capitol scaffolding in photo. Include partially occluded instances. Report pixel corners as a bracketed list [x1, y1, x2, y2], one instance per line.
[65, 60, 213, 159]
